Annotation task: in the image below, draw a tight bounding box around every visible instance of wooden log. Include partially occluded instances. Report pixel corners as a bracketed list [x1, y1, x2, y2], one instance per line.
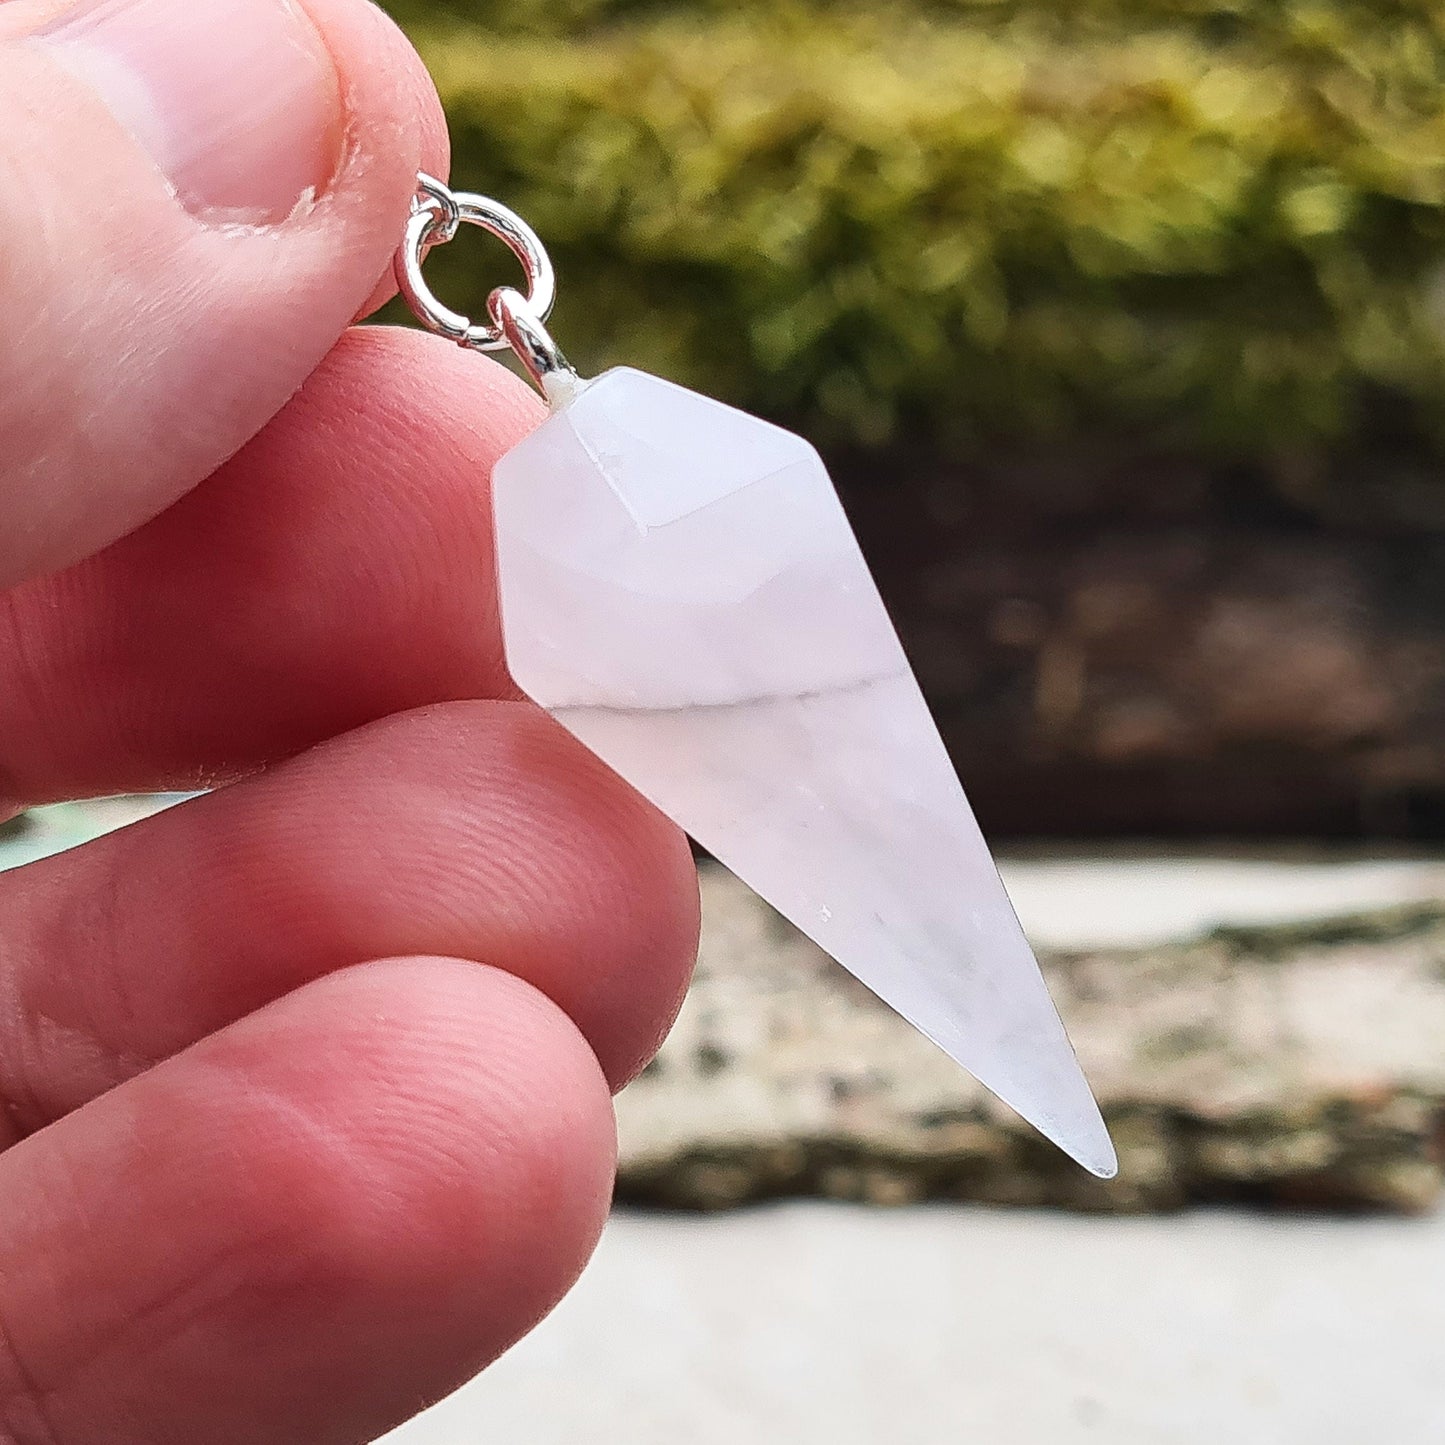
[835, 467, 1445, 841]
[617, 865, 1445, 1213]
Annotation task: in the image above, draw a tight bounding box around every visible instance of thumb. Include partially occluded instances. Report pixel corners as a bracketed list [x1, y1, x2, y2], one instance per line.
[0, 0, 446, 588]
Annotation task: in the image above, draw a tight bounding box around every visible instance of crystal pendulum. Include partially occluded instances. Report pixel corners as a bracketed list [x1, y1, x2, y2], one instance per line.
[397, 177, 1117, 1177]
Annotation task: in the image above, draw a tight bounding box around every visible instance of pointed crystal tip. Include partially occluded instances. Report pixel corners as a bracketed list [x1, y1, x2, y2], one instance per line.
[1013, 1104, 1117, 1179]
[1026, 1106, 1118, 1179]
[1073, 1128, 1120, 1180]
[964, 1042, 1118, 1180]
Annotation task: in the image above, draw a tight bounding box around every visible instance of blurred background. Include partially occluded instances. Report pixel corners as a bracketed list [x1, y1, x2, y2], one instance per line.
[383, 0, 1445, 842]
[10, 0, 1445, 1439]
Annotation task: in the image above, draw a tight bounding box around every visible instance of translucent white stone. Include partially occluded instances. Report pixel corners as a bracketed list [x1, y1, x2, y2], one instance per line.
[493, 367, 1117, 1177]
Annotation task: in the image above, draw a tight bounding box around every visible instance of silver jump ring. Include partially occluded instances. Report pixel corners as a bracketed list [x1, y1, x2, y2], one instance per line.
[412, 170, 461, 244]
[396, 179, 557, 353]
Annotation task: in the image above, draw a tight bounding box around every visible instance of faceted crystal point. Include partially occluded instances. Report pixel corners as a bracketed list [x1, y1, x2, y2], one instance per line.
[492, 367, 1117, 1178]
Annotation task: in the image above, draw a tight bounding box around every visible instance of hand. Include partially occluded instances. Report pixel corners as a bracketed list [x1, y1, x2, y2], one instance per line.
[0, 1, 700, 1441]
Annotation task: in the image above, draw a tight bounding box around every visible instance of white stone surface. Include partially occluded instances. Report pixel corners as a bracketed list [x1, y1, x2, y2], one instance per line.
[493, 368, 1114, 1175]
[999, 847, 1445, 949]
[385, 1202, 1445, 1445]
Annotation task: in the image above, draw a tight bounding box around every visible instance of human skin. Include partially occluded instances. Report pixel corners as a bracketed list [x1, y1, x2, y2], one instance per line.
[0, 1, 701, 1441]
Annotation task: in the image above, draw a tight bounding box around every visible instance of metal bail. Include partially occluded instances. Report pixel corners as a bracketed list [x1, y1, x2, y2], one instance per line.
[394, 173, 582, 404]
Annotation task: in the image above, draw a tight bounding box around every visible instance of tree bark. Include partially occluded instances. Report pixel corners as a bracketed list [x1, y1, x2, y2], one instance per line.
[617, 865, 1445, 1212]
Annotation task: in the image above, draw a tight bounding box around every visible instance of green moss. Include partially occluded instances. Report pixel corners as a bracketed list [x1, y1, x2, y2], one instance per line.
[380, 0, 1445, 463]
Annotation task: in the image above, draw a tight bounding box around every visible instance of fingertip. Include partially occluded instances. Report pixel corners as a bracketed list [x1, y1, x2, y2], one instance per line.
[193, 955, 621, 1421]
[492, 708, 702, 1089]
[342, 0, 451, 320]
[0, 955, 618, 1445]
[320, 699, 702, 1090]
[287, 699, 703, 1090]
[223, 956, 616, 1315]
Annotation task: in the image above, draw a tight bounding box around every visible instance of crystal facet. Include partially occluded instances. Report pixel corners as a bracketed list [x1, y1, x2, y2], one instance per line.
[492, 368, 1116, 1177]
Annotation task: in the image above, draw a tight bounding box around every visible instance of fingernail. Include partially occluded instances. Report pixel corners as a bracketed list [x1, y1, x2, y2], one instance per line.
[38, 0, 344, 224]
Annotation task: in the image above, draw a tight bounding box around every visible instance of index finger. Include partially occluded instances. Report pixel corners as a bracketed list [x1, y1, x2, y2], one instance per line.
[0, 327, 533, 808]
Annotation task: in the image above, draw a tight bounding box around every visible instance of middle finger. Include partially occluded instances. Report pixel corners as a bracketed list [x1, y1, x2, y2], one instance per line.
[0, 697, 701, 1139]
